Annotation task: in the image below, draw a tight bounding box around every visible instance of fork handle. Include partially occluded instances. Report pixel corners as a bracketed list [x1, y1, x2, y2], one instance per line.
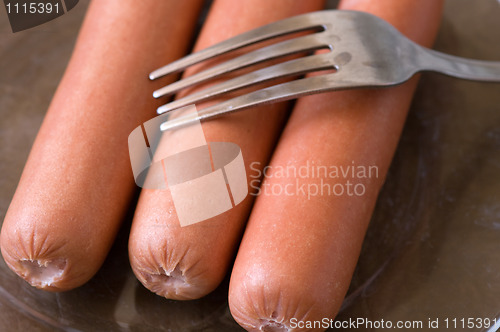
[419, 47, 500, 82]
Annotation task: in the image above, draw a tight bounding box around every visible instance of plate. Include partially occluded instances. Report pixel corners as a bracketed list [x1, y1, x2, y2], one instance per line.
[1, 0, 499, 331]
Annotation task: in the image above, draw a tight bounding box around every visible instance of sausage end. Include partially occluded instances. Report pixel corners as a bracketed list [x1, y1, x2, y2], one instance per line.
[129, 236, 220, 300]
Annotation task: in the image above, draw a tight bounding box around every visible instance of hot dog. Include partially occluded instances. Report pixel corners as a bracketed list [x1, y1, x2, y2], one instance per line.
[0, 0, 203, 291]
[128, 0, 326, 300]
[228, 0, 444, 330]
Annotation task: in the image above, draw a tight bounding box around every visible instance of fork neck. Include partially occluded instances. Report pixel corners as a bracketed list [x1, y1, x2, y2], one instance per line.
[416, 46, 500, 82]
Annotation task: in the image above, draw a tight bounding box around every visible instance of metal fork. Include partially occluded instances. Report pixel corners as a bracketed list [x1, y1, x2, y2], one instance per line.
[149, 10, 500, 131]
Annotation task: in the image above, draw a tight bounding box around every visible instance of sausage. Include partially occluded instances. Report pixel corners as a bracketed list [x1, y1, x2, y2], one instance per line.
[128, 0, 326, 300]
[0, 0, 204, 291]
[228, 0, 444, 330]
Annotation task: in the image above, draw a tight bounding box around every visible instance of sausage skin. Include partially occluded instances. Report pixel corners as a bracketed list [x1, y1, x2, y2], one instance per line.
[0, 0, 203, 291]
[228, 0, 444, 330]
[128, 0, 326, 300]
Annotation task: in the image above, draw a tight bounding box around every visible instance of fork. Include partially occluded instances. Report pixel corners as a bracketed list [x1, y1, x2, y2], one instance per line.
[149, 10, 500, 131]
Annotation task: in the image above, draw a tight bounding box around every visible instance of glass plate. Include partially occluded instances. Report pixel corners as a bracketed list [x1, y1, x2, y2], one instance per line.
[1, 0, 499, 331]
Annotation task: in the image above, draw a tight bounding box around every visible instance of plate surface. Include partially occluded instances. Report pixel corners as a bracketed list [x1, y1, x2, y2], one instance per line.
[1, 0, 499, 331]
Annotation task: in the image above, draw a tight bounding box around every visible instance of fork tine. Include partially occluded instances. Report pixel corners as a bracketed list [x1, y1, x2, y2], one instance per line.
[160, 71, 366, 132]
[152, 34, 327, 99]
[157, 52, 336, 114]
[149, 13, 326, 81]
